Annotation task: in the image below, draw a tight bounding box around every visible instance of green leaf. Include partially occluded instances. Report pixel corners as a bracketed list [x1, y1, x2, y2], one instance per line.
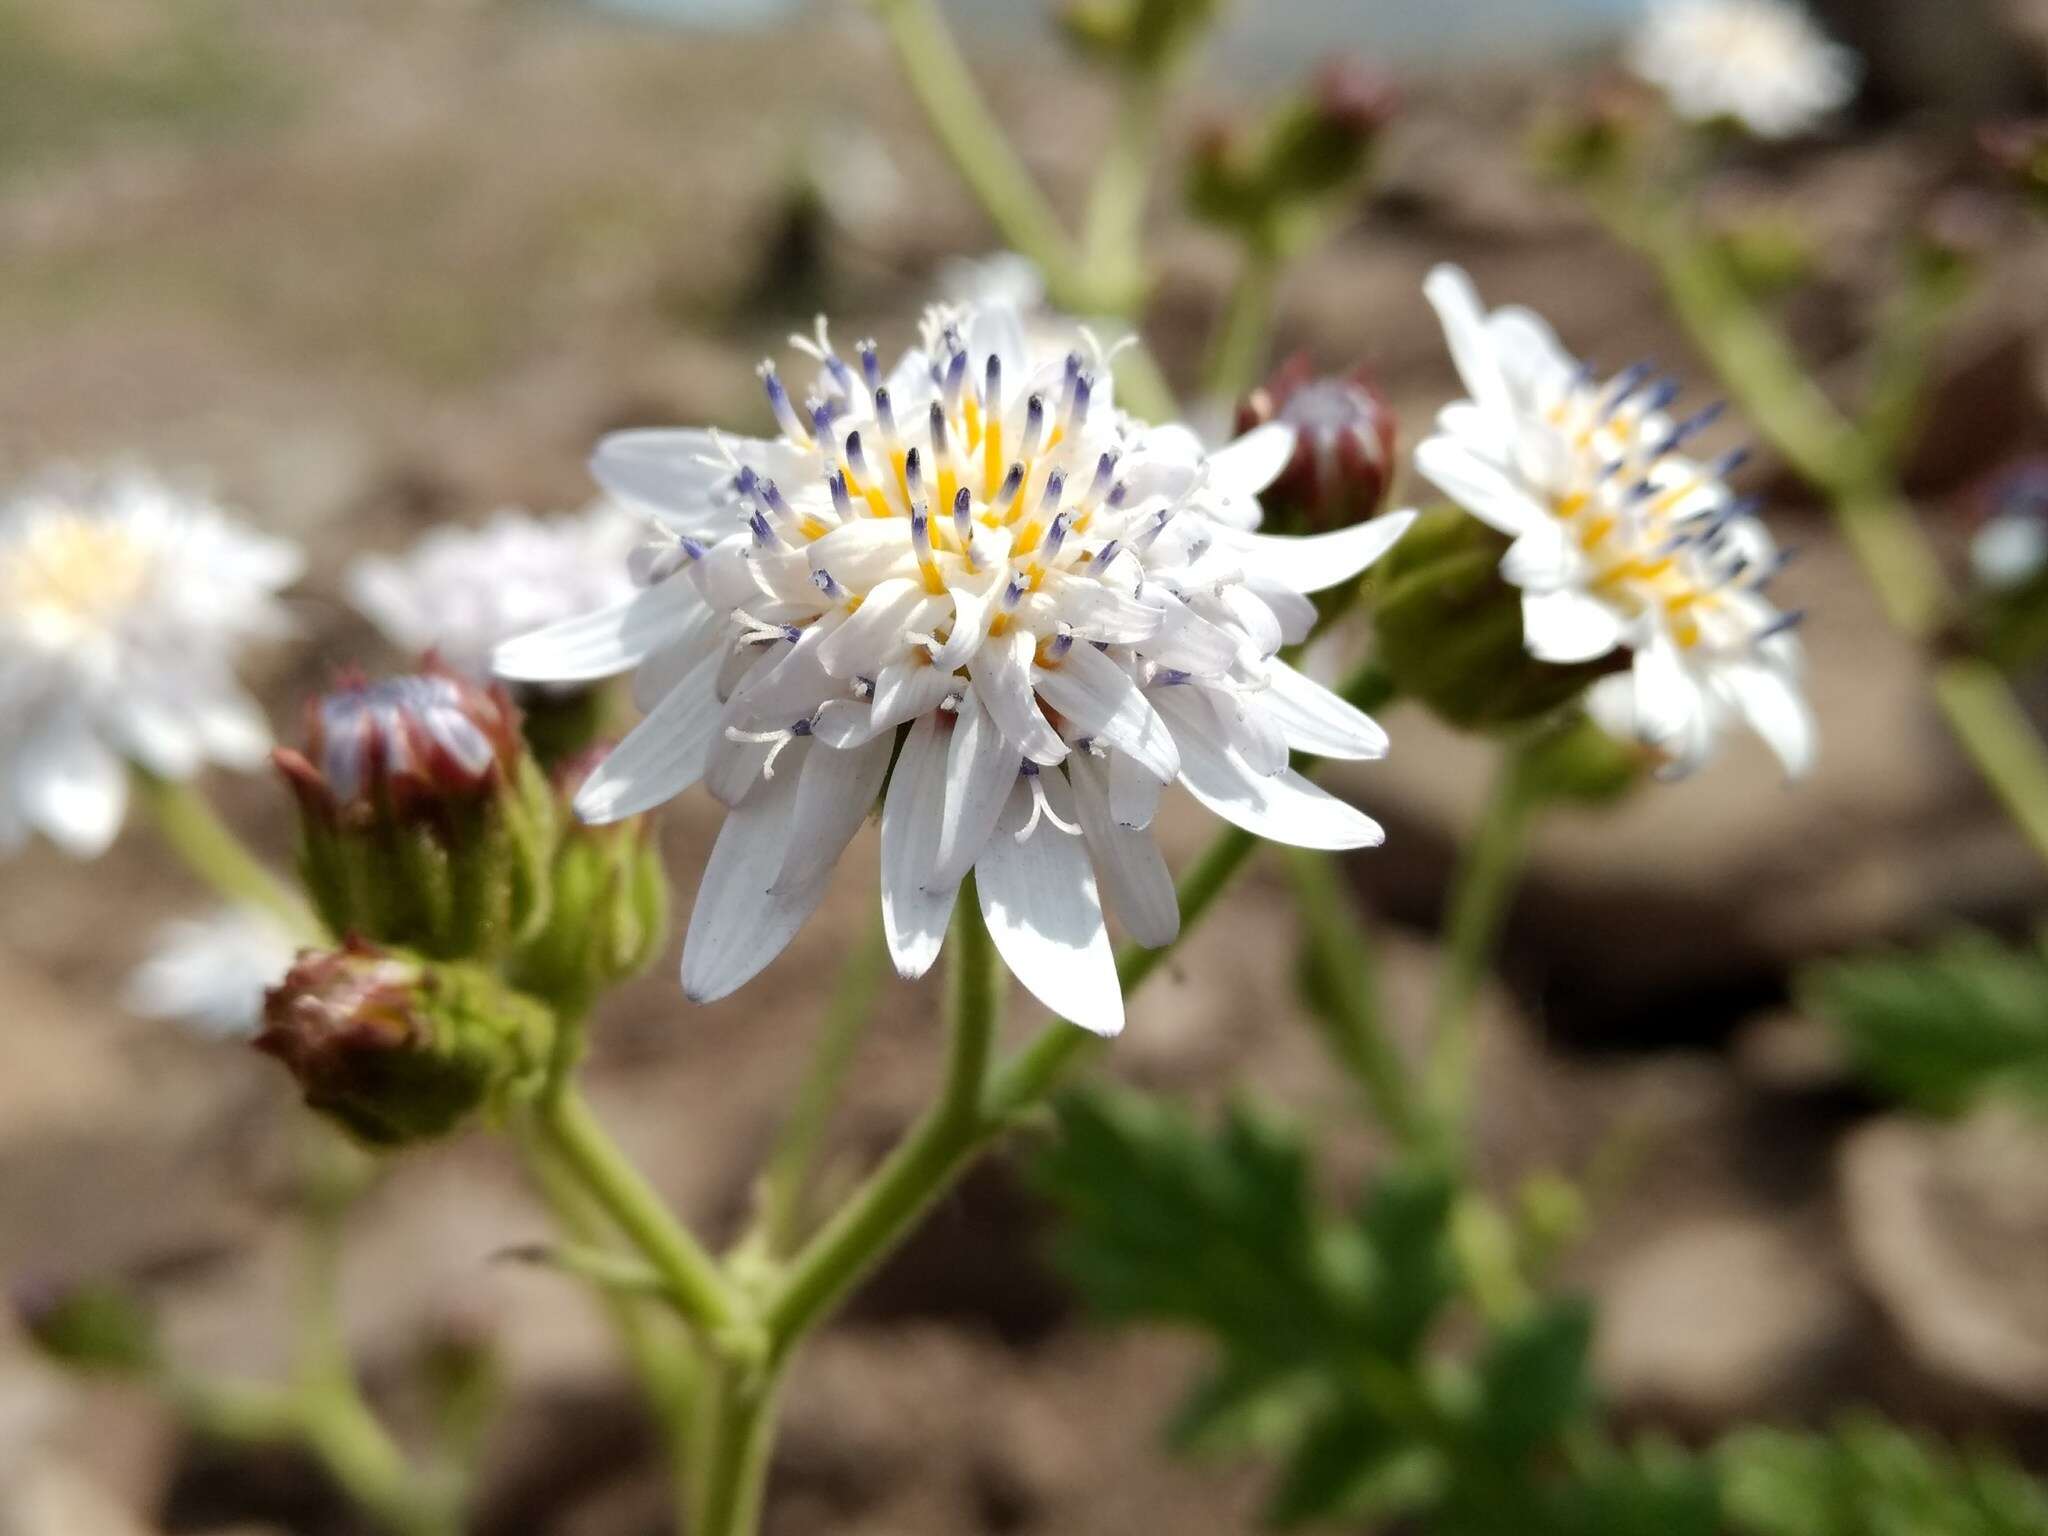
[1034, 1084, 1461, 1522]
[1530, 1437, 1722, 1536]
[1720, 1415, 2048, 1536]
[1467, 1297, 1595, 1464]
[1266, 1396, 1444, 1529]
[1803, 934, 2048, 1116]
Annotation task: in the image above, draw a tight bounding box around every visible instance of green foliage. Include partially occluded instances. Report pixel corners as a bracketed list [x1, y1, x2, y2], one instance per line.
[1803, 933, 2048, 1116]
[1721, 1417, 2048, 1536]
[1035, 1084, 1710, 1533]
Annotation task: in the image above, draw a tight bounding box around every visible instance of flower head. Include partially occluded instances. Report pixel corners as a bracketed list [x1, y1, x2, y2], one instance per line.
[1416, 265, 1812, 779]
[256, 939, 552, 1146]
[275, 664, 554, 959]
[498, 301, 1412, 1033]
[0, 465, 301, 857]
[1627, 0, 1857, 139]
[124, 904, 298, 1040]
[278, 665, 524, 821]
[345, 505, 640, 679]
[1236, 352, 1397, 533]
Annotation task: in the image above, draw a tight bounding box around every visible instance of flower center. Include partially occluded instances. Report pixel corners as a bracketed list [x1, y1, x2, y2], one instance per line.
[1542, 366, 1764, 651]
[1, 513, 152, 636]
[736, 329, 1130, 670]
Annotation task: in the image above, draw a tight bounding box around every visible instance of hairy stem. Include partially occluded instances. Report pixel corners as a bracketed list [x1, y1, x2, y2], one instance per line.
[544, 1086, 752, 1344]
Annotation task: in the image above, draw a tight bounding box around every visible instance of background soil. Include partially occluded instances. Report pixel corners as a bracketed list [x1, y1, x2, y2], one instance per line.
[4, 2, 2048, 1532]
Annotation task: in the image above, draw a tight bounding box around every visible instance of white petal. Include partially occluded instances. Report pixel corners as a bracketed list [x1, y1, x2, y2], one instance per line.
[1414, 436, 1547, 535]
[868, 659, 960, 733]
[1423, 263, 1513, 425]
[1206, 422, 1297, 498]
[1144, 590, 1241, 676]
[1198, 681, 1287, 777]
[775, 734, 894, 892]
[1154, 688, 1383, 851]
[680, 751, 829, 1002]
[194, 692, 275, 769]
[594, 429, 805, 528]
[1069, 754, 1178, 948]
[1227, 509, 1417, 595]
[976, 778, 1123, 1036]
[934, 689, 1021, 886]
[1498, 522, 1581, 593]
[18, 719, 128, 857]
[495, 581, 711, 684]
[880, 714, 960, 979]
[574, 649, 724, 822]
[1520, 588, 1624, 664]
[968, 628, 1066, 765]
[1725, 663, 1816, 779]
[1261, 662, 1389, 761]
[1055, 580, 1162, 645]
[1032, 642, 1178, 783]
[817, 577, 927, 678]
[1109, 747, 1165, 830]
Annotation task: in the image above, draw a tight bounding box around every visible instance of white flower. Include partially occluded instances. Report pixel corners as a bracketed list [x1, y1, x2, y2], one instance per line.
[345, 504, 640, 677]
[1628, 0, 1858, 139]
[0, 466, 302, 858]
[124, 904, 298, 1040]
[498, 302, 1413, 1034]
[1416, 265, 1813, 780]
[1970, 464, 2048, 592]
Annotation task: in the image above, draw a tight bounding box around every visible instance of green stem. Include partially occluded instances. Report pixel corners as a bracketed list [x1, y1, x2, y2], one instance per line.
[762, 879, 1003, 1348]
[133, 770, 318, 938]
[691, 1364, 784, 1536]
[872, 0, 1079, 298]
[1280, 846, 1421, 1146]
[1080, 75, 1164, 313]
[1426, 744, 1539, 1150]
[1203, 246, 1280, 404]
[543, 1086, 752, 1345]
[756, 917, 891, 1256]
[1932, 659, 2048, 866]
[518, 1126, 695, 1432]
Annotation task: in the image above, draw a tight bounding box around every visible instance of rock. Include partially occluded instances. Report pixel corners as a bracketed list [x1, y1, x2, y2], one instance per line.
[1840, 1104, 2048, 1406]
[1594, 1213, 1860, 1422]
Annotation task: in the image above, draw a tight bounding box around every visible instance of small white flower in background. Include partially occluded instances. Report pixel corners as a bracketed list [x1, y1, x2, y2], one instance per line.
[499, 300, 1413, 1034]
[1627, 0, 1858, 139]
[0, 466, 302, 858]
[1416, 265, 1813, 779]
[345, 504, 640, 678]
[124, 905, 298, 1040]
[1970, 464, 2048, 592]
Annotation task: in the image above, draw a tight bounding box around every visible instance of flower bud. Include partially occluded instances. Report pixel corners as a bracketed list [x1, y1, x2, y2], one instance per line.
[1968, 458, 2048, 669]
[1057, 0, 1221, 74]
[507, 744, 670, 1016]
[12, 1275, 158, 1375]
[1188, 56, 1395, 239]
[1369, 505, 1619, 730]
[1260, 56, 1398, 205]
[276, 664, 555, 960]
[1235, 352, 1397, 534]
[256, 940, 553, 1146]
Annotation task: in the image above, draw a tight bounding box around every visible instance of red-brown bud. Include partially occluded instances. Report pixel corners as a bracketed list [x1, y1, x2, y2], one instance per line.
[1236, 352, 1398, 533]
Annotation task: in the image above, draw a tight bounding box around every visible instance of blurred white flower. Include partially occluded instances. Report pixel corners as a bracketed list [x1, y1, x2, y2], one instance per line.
[124, 904, 298, 1040]
[1628, 0, 1858, 139]
[1971, 464, 2048, 592]
[0, 466, 301, 858]
[499, 300, 1410, 1033]
[1417, 265, 1813, 779]
[345, 505, 640, 676]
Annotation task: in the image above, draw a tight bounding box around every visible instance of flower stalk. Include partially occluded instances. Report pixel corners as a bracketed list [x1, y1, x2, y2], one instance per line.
[134, 770, 319, 939]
